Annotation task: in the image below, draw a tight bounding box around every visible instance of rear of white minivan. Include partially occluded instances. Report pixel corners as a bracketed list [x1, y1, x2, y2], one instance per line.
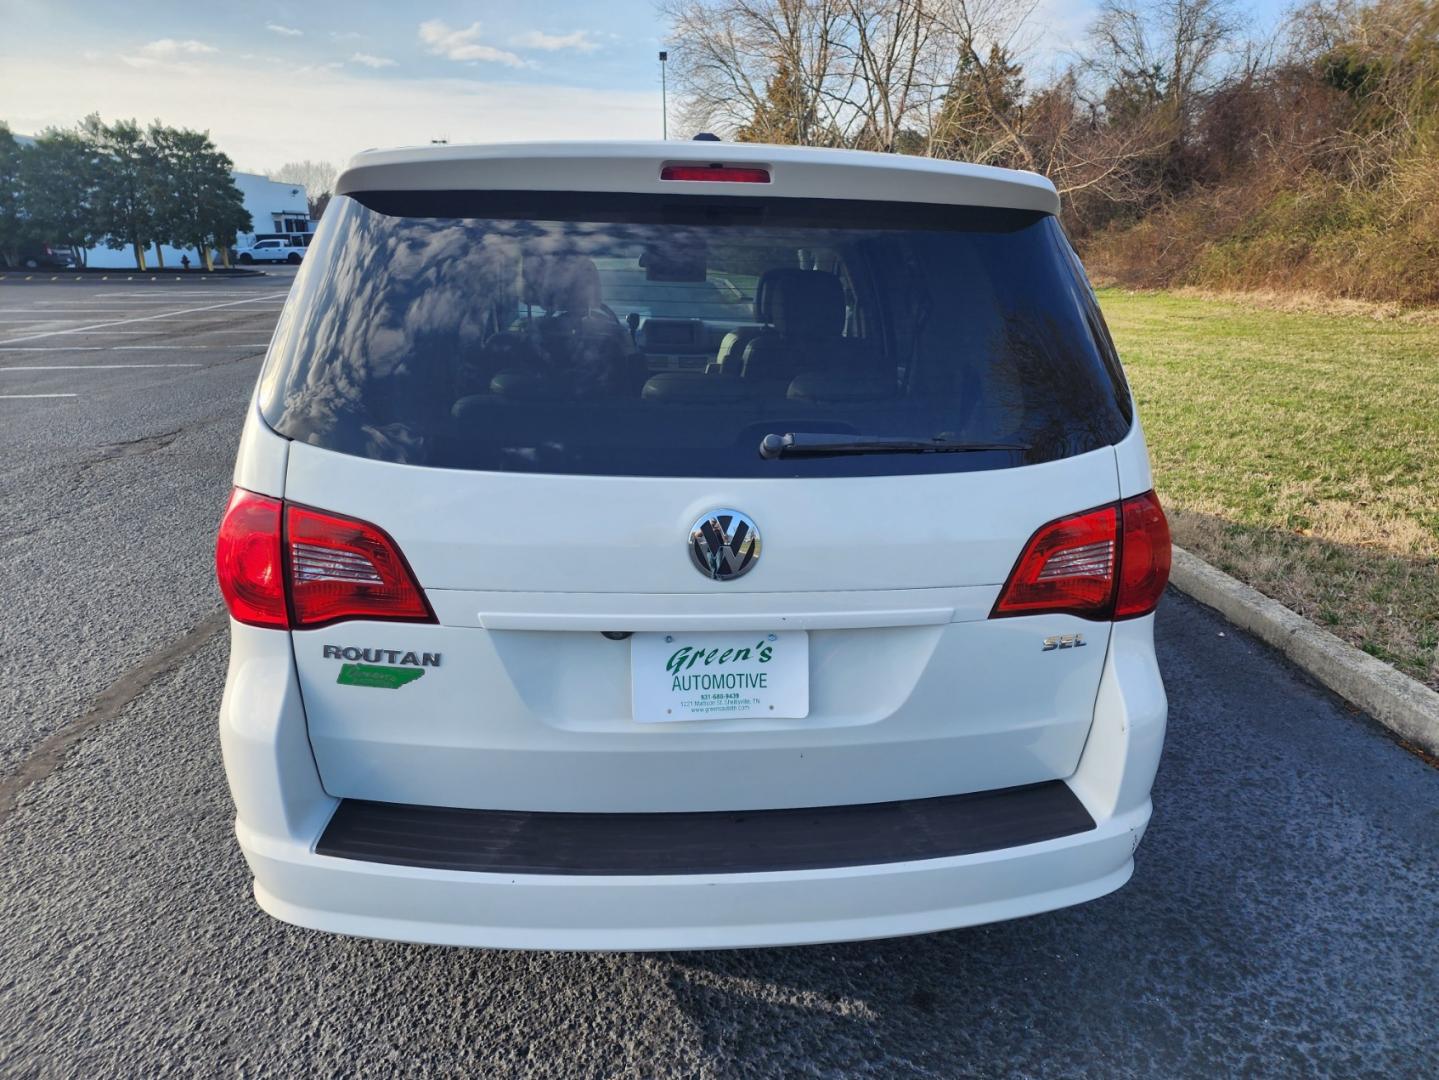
[216, 142, 1169, 950]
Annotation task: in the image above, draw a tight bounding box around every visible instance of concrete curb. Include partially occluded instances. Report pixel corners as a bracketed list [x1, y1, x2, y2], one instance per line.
[0, 269, 263, 283]
[1169, 546, 1439, 756]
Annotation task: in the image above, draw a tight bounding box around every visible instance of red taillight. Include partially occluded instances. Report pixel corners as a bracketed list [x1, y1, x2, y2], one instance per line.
[991, 491, 1171, 621]
[214, 489, 435, 630]
[992, 505, 1119, 620]
[215, 489, 287, 628]
[660, 164, 771, 183]
[1115, 490, 1171, 619]
[285, 503, 435, 628]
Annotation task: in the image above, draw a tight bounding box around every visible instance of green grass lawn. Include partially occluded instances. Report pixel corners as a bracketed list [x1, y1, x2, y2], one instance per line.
[1098, 289, 1439, 690]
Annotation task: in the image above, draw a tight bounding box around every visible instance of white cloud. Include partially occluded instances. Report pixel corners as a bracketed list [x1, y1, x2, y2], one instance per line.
[266, 23, 303, 37]
[418, 20, 525, 68]
[3, 52, 657, 171]
[139, 38, 218, 58]
[509, 30, 600, 53]
[351, 52, 397, 69]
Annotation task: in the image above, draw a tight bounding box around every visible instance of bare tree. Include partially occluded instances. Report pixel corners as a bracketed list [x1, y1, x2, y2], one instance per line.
[1025, 74, 1171, 214]
[267, 159, 338, 218]
[831, 0, 938, 151]
[662, 0, 964, 150]
[656, 0, 1239, 230]
[1286, 0, 1439, 181]
[1083, 0, 1247, 148]
[661, 0, 848, 143]
[925, 0, 1042, 163]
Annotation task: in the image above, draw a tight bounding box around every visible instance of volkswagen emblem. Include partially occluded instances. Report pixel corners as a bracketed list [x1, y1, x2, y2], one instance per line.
[688, 509, 761, 581]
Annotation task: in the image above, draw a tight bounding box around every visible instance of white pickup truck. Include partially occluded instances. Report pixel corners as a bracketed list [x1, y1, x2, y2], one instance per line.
[236, 239, 304, 264]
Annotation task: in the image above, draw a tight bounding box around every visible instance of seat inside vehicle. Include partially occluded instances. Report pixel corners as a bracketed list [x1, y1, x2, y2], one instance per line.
[713, 273, 775, 376]
[741, 269, 858, 385]
[448, 247, 883, 419]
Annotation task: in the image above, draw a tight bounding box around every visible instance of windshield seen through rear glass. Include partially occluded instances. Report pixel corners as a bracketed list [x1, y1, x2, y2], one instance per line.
[257, 191, 1130, 478]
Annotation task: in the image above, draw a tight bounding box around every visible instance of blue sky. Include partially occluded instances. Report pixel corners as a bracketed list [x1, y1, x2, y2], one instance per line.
[0, 0, 1291, 173]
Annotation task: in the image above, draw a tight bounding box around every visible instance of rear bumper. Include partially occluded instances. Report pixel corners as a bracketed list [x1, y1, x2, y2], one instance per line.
[244, 804, 1143, 950]
[219, 617, 1166, 950]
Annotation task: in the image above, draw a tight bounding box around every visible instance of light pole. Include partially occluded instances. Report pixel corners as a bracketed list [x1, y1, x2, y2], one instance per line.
[659, 51, 668, 139]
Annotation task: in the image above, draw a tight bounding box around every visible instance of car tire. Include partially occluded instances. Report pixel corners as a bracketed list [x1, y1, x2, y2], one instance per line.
[287, 253, 301, 264]
[239, 253, 253, 264]
[21, 257, 40, 269]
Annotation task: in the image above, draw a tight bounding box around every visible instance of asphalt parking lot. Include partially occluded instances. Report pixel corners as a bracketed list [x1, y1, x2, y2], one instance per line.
[0, 272, 1435, 1078]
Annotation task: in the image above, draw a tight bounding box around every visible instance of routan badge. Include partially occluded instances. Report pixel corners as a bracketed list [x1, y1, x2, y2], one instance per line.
[323, 644, 441, 689]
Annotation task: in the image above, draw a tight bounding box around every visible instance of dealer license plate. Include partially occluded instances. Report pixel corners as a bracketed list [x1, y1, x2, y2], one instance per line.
[630, 631, 809, 723]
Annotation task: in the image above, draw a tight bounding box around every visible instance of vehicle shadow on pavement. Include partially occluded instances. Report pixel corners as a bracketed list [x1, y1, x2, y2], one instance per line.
[645, 592, 1438, 1076]
[2, 596, 1434, 1077]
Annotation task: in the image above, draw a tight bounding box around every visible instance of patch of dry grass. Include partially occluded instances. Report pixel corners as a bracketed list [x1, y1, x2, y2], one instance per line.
[1098, 285, 1439, 326]
[1100, 288, 1439, 688]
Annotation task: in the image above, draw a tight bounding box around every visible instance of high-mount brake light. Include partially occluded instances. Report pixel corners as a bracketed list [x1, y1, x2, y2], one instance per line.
[991, 491, 1171, 621]
[214, 489, 436, 630]
[660, 164, 771, 183]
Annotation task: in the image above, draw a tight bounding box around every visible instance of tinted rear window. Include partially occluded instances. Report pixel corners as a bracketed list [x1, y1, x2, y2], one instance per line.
[258, 191, 1130, 478]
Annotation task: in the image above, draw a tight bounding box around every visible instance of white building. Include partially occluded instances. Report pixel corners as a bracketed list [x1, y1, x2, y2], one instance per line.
[84, 170, 314, 268]
[231, 172, 313, 246]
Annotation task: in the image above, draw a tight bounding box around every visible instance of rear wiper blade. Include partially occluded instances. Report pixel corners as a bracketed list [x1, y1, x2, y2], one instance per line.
[758, 432, 1030, 460]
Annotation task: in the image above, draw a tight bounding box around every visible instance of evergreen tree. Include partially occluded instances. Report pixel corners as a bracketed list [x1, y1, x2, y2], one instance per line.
[933, 45, 1027, 164]
[148, 124, 250, 271]
[18, 127, 103, 266]
[735, 61, 819, 145]
[202, 167, 251, 271]
[83, 115, 159, 270]
[0, 124, 22, 264]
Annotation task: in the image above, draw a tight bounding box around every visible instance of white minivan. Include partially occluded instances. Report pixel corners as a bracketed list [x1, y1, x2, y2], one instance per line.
[216, 141, 1170, 950]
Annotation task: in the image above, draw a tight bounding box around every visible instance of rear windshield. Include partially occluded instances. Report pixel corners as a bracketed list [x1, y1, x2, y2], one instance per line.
[258, 191, 1130, 478]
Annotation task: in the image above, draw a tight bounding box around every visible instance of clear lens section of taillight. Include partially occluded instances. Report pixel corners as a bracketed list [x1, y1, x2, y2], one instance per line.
[215, 489, 287, 628]
[285, 503, 435, 629]
[991, 505, 1119, 619]
[1036, 539, 1115, 581]
[1115, 490, 1171, 619]
[290, 542, 384, 585]
[991, 491, 1171, 621]
[215, 489, 435, 630]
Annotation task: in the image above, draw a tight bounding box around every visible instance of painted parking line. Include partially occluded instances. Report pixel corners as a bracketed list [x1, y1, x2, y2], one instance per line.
[88, 292, 276, 299]
[0, 393, 78, 399]
[0, 346, 105, 352]
[0, 364, 203, 370]
[49, 302, 253, 308]
[111, 344, 268, 350]
[22, 299, 210, 305]
[24, 300, 210, 305]
[0, 292, 289, 344]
